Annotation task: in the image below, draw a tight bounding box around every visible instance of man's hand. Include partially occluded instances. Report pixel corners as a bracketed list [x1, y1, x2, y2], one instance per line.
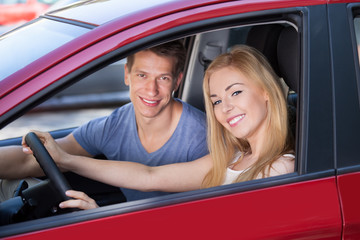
[59, 190, 99, 210]
[21, 130, 69, 170]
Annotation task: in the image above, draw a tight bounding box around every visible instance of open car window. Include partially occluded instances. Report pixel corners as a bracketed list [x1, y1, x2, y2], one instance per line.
[0, 59, 129, 140]
[0, 4, 306, 237]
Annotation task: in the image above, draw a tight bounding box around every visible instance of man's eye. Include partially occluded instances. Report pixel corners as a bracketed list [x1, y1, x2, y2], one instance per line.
[232, 90, 242, 96]
[159, 76, 171, 81]
[137, 74, 146, 78]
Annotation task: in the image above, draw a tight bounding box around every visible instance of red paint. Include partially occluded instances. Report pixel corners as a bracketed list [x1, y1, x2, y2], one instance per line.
[6, 177, 341, 239]
[337, 171, 360, 239]
[0, 0, 327, 115]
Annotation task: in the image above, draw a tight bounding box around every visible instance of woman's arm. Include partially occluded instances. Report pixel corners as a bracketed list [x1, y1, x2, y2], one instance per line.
[61, 154, 211, 192]
[24, 131, 212, 193]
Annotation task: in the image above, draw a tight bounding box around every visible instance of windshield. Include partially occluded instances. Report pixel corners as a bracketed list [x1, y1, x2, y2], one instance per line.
[0, 18, 90, 80]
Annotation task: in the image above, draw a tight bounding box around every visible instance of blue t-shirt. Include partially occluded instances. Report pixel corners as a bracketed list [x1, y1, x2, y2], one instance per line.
[73, 99, 208, 201]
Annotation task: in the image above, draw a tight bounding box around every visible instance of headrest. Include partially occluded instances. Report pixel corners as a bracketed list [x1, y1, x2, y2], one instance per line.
[246, 24, 284, 76]
[277, 27, 300, 92]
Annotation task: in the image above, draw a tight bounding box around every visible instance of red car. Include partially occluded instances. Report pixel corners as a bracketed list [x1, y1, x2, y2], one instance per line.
[0, 0, 58, 26]
[0, 0, 360, 239]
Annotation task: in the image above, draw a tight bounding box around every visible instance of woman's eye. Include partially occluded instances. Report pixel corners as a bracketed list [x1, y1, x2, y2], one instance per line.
[232, 90, 242, 96]
[213, 100, 221, 106]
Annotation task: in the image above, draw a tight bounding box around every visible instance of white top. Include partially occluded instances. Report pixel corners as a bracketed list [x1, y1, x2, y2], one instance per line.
[222, 152, 295, 185]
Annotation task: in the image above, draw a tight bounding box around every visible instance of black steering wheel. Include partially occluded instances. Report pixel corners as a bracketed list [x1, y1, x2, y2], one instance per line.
[25, 132, 72, 202]
[0, 132, 74, 225]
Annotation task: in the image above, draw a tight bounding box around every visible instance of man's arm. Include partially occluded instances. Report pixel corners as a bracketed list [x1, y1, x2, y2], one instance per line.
[57, 133, 92, 157]
[0, 145, 43, 179]
[0, 132, 91, 179]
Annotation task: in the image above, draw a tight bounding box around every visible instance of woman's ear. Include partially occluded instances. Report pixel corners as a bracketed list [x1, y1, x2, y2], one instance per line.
[263, 90, 270, 102]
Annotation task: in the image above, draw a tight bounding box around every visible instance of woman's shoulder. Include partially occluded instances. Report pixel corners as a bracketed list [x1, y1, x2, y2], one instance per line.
[263, 154, 295, 178]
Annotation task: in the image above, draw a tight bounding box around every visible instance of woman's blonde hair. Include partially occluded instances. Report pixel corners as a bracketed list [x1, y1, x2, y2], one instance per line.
[202, 45, 294, 188]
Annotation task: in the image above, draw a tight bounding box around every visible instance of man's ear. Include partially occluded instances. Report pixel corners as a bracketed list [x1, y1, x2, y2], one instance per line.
[173, 72, 183, 91]
[124, 64, 130, 86]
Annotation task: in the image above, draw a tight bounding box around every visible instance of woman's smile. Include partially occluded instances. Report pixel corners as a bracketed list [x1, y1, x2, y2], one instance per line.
[227, 114, 245, 127]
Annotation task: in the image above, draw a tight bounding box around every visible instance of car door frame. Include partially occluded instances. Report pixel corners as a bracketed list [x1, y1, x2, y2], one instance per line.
[328, 2, 360, 239]
[0, 1, 343, 239]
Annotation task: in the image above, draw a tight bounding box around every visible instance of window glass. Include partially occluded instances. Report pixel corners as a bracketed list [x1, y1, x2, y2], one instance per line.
[354, 17, 360, 64]
[0, 59, 129, 140]
[0, 0, 26, 4]
[38, 0, 58, 4]
[0, 18, 90, 81]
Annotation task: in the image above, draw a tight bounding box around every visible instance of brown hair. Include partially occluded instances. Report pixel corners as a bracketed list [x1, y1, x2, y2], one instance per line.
[126, 40, 186, 79]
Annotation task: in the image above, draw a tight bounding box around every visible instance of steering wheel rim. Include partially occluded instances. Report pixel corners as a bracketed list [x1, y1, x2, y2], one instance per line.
[25, 132, 72, 201]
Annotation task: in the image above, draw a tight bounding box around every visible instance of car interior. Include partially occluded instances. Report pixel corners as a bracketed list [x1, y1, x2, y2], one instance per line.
[0, 19, 300, 225]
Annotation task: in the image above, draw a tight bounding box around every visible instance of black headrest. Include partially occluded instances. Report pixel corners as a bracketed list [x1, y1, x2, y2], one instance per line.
[246, 24, 284, 76]
[277, 27, 300, 92]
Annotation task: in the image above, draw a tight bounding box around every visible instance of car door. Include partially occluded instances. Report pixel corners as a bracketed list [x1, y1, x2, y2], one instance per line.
[0, 1, 344, 239]
[328, 2, 360, 239]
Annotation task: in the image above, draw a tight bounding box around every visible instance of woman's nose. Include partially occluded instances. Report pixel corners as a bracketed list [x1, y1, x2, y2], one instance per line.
[221, 99, 233, 113]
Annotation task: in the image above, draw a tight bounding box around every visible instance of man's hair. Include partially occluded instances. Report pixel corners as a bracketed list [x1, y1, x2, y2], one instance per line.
[126, 40, 186, 78]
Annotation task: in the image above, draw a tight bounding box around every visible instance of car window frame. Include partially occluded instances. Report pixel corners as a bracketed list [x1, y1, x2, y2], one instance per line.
[332, 3, 360, 174]
[0, 3, 338, 237]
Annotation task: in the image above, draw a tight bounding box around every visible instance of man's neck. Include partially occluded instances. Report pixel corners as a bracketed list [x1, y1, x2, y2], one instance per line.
[136, 100, 183, 153]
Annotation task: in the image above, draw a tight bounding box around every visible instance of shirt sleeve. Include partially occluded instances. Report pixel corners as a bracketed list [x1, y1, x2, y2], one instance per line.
[72, 116, 108, 156]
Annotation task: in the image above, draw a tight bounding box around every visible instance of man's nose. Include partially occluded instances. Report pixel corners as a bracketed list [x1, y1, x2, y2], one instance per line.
[146, 78, 159, 96]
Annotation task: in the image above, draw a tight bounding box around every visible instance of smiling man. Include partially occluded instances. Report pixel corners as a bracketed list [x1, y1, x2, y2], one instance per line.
[71, 40, 208, 201]
[0, 40, 208, 203]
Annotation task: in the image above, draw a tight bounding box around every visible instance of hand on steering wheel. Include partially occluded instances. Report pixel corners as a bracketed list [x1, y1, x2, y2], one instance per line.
[24, 132, 72, 202]
[60, 190, 99, 210]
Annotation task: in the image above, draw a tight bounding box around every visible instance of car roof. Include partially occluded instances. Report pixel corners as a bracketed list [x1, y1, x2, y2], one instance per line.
[0, 0, 334, 113]
[46, 0, 234, 27]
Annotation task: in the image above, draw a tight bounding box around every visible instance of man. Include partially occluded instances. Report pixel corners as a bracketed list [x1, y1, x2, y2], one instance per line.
[0, 40, 208, 205]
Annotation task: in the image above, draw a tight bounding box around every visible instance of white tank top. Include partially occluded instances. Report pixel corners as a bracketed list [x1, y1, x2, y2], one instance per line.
[222, 153, 295, 185]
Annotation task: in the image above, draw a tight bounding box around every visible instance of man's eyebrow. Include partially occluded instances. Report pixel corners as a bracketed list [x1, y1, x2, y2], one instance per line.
[133, 69, 146, 73]
[160, 73, 173, 77]
[133, 69, 172, 76]
[210, 82, 244, 98]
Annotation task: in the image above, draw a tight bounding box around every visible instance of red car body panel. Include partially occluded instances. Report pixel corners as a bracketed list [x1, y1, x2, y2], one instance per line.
[337, 172, 360, 239]
[1, 0, 360, 238]
[0, 0, 49, 25]
[0, 0, 326, 114]
[6, 177, 341, 239]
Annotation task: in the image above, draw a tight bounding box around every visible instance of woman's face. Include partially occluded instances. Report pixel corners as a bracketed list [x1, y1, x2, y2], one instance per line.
[209, 66, 269, 143]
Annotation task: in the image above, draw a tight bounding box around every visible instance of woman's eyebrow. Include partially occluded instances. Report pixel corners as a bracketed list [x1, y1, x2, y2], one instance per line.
[210, 83, 244, 98]
[225, 82, 243, 91]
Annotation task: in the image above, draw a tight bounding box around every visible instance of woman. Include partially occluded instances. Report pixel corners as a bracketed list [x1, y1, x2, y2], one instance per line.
[23, 45, 295, 209]
[202, 45, 294, 188]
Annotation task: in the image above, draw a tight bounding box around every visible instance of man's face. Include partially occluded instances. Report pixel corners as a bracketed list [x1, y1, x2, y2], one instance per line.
[124, 50, 182, 119]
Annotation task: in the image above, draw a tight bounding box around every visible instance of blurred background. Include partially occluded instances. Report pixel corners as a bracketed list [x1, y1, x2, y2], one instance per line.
[0, 0, 82, 35]
[0, 0, 130, 139]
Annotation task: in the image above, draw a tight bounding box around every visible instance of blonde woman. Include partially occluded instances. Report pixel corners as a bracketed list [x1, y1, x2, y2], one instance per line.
[23, 45, 295, 210]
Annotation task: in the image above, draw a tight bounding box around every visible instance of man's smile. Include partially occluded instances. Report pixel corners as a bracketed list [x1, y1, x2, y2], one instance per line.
[140, 96, 160, 106]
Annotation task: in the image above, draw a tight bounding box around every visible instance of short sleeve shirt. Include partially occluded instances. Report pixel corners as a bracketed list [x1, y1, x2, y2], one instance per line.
[73, 99, 208, 201]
